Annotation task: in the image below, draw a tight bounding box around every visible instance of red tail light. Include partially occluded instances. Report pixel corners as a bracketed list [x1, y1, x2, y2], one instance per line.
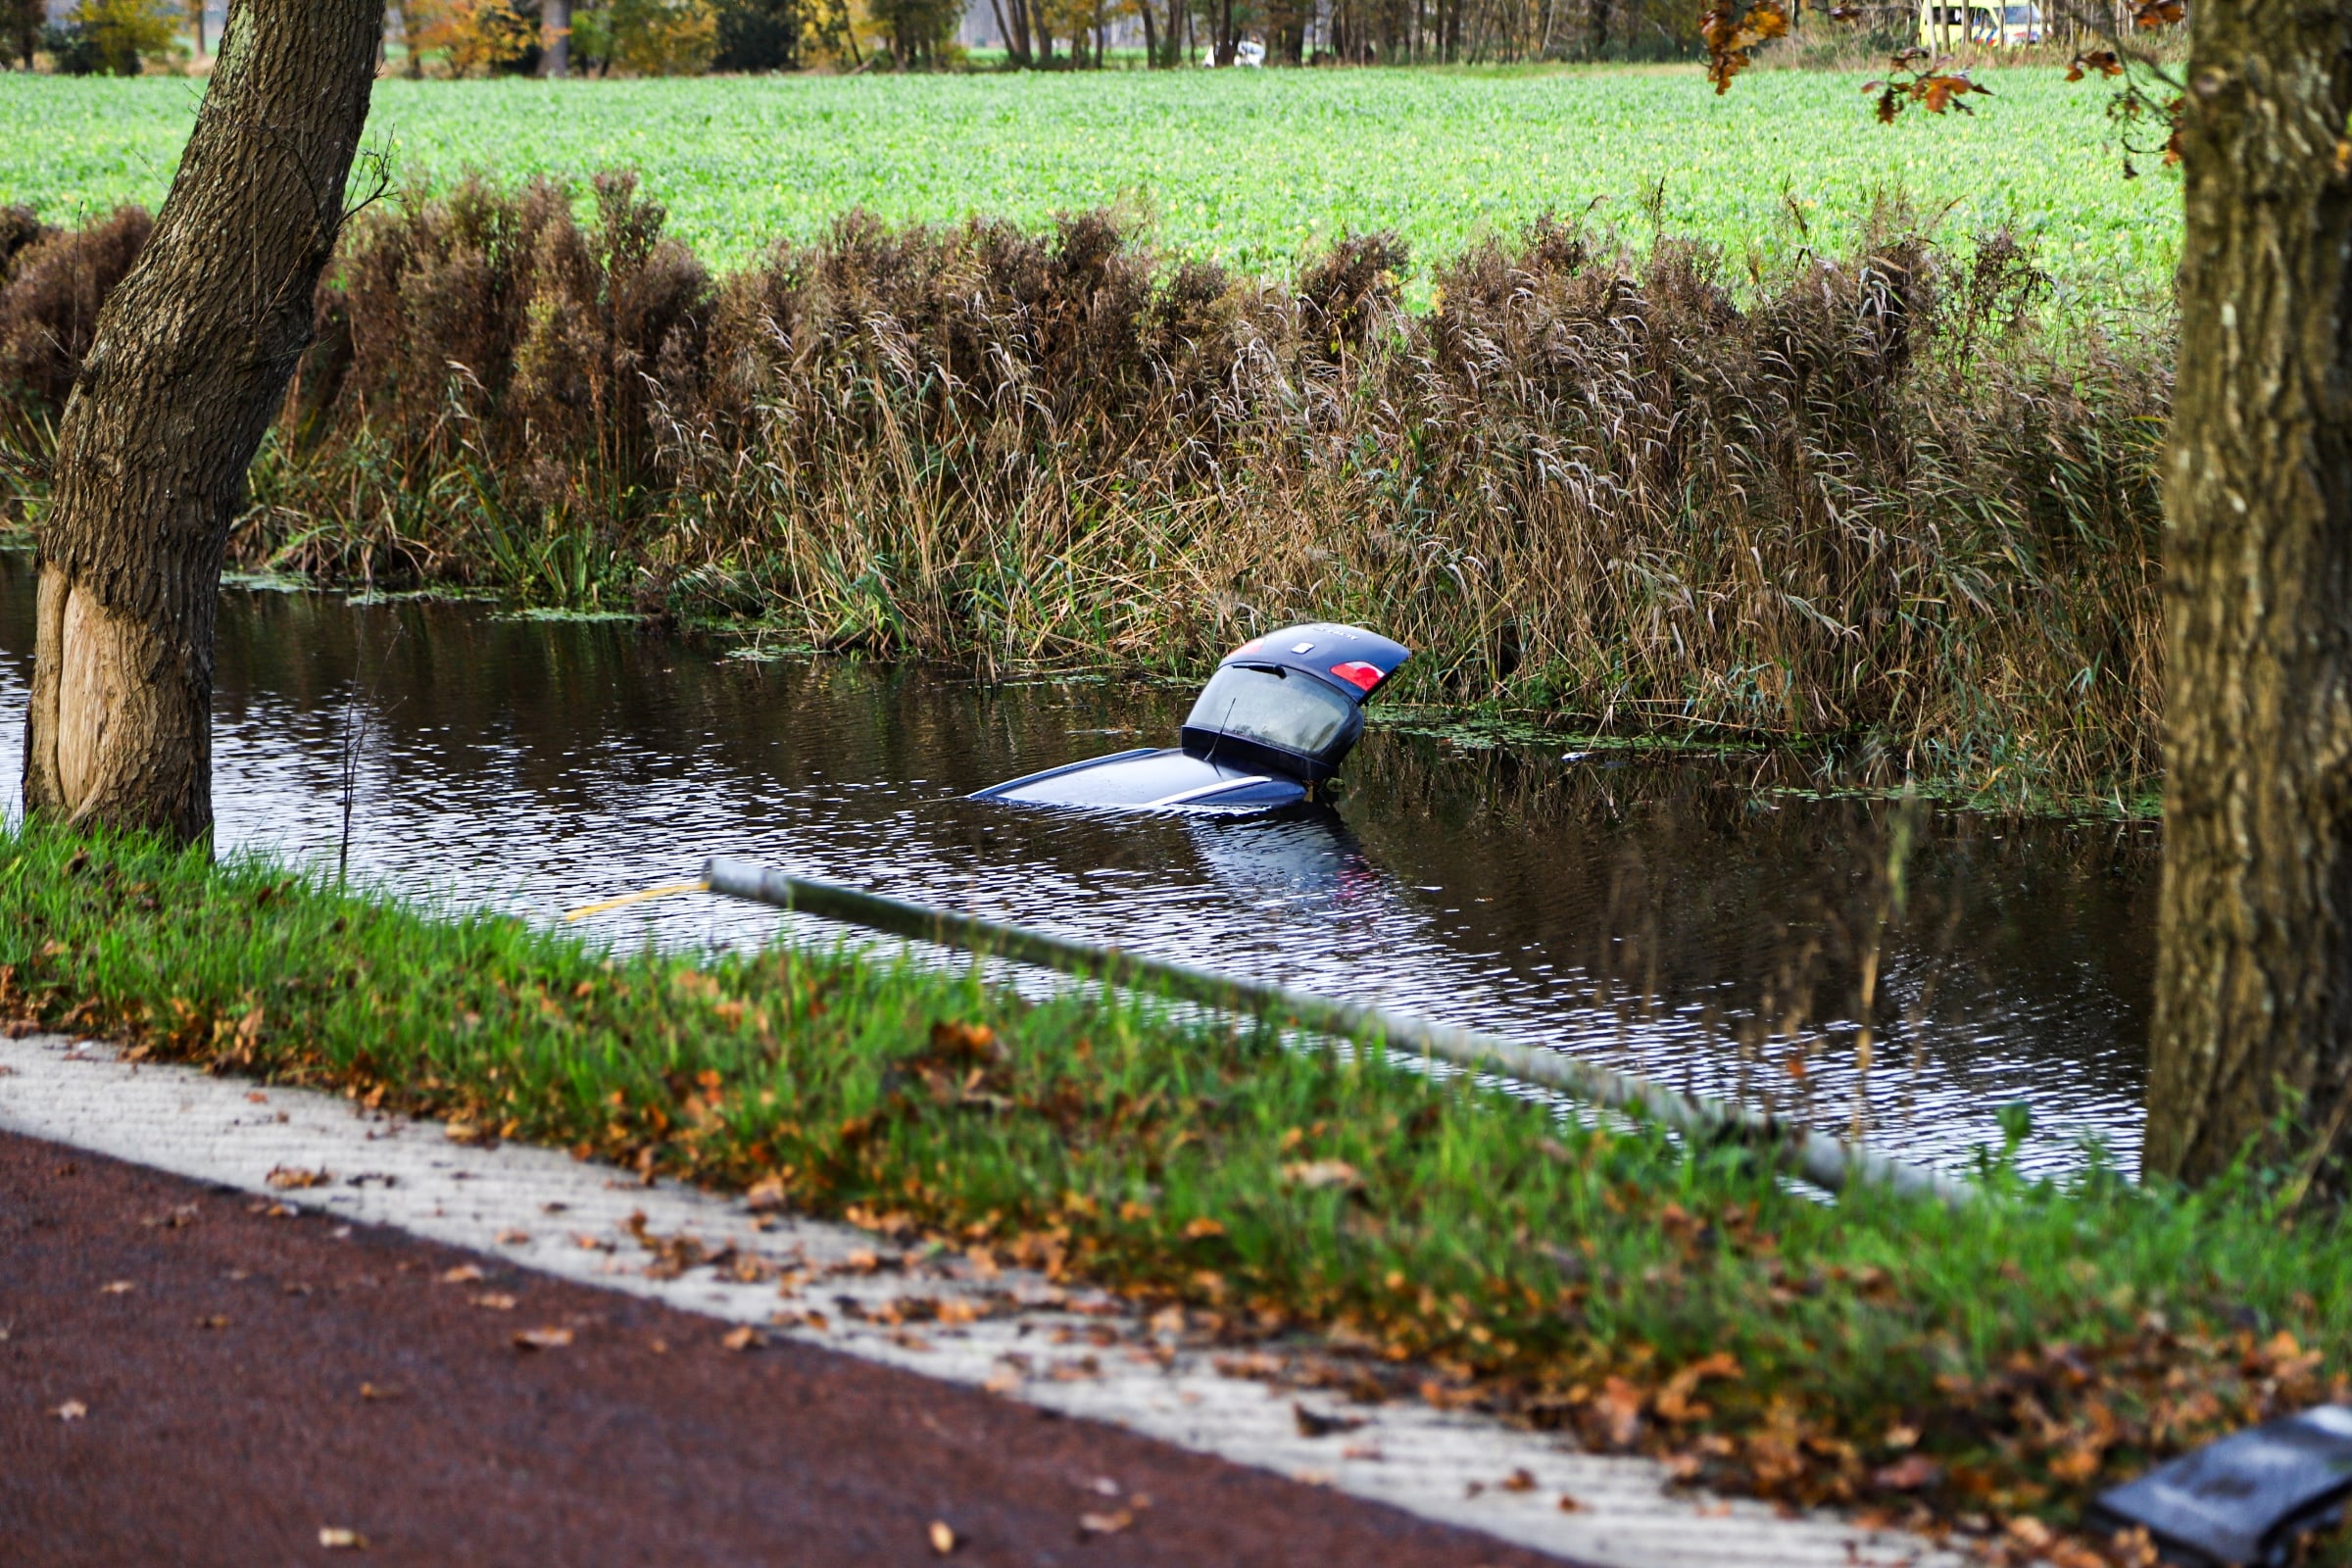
[1329, 661, 1384, 692]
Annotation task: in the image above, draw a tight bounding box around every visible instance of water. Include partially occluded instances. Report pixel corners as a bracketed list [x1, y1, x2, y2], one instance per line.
[0, 557, 2161, 1176]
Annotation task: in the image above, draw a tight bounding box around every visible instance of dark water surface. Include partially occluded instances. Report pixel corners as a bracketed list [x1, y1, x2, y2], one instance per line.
[0, 558, 2160, 1175]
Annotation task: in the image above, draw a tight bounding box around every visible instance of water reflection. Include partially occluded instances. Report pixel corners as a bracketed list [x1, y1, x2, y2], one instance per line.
[0, 556, 2160, 1175]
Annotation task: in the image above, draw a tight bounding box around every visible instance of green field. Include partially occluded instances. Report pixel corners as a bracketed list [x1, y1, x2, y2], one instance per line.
[1, 66, 2179, 301]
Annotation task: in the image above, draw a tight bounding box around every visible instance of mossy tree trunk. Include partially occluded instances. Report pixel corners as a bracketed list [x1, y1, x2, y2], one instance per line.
[21, 1, 383, 846]
[2145, 2, 2352, 1184]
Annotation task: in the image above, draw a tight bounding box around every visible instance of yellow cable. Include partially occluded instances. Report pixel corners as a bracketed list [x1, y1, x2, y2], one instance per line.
[562, 879, 710, 923]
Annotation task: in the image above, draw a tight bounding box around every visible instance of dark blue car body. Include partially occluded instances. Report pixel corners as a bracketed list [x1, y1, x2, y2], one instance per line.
[973, 623, 1410, 815]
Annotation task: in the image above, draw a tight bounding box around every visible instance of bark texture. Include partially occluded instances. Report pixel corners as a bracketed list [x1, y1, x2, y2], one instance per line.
[23, 0, 383, 843]
[2145, 3, 2352, 1183]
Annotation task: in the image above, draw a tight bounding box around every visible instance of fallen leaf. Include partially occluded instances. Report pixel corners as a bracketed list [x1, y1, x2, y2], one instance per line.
[246, 1092, 269, 1103]
[1557, 1494, 1584, 1512]
[722, 1325, 763, 1351]
[495, 1230, 530, 1246]
[359, 1382, 399, 1400]
[1499, 1467, 1538, 1494]
[1593, 1375, 1645, 1447]
[1873, 1454, 1942, 1492]
[318, 1527, 367, 1550]
[745, 1175, 788, 1212]
[1294, 1402, 1369, 1439]
[265, 1165, 331, 1190]
[1078, 1509, 1133, 1537]
[2006, 1515, 2055, 1550]
[53, 1399, 87, 1421]
[437, 1265, 484, 1285]
[983, 1366, 1023, 1395]
[471, 1294, 518, 1311]
[1342, 1443, 1385, 1461]
[1182, 1217, 1225, 1241]
[195, 1314, 229, 1330]
[98, 1280, 134, 1296]
[514, 1327, 573, 1350]
[927, 1519, 958, 1554]
[1280, 1158, 1363, 1191]
[1883, 1424, 1920, 1451]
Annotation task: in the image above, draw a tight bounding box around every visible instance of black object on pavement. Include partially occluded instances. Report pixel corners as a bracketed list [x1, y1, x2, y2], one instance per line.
[2089, 1404, 2352, 1566]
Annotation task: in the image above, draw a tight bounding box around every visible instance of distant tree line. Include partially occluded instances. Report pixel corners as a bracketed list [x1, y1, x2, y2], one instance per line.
[0, 0, 1731, 74]
[2, 0, 2157, 80]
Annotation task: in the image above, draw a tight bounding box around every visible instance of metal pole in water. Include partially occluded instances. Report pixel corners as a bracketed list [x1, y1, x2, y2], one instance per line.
[699, 856, 1970, 1206]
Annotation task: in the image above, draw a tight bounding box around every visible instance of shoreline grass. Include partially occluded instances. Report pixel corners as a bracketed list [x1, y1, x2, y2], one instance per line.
[11, 817, 2347, 1562]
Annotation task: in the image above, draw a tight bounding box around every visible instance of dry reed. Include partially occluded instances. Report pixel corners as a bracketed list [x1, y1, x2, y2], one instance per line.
[0, 174, 2171, 808]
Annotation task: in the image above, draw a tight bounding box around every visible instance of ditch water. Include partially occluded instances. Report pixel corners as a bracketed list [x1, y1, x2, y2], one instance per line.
[0, 556, 2162, 1177]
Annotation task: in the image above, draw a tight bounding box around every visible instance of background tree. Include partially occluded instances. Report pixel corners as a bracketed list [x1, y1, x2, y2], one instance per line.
[72, 0, 183, 74]
[1, 0, 37, 68]
[610, 0, 718, 71]
[711, 0, 802, 69]
[544, 0, 570, 73]
[868, 0, 955, 66]
[23, 0, 383, 843]
[403, 0, 538, 73]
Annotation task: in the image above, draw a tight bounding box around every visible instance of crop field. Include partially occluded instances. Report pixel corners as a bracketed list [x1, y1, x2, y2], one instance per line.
[0, 66, 2178, 300]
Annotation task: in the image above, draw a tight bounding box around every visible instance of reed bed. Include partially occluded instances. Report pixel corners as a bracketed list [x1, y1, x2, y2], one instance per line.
[0, 175, 2170, 808]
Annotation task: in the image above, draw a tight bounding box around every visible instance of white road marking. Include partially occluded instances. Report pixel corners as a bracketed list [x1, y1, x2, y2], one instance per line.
[0, 1034, 1956, 1568]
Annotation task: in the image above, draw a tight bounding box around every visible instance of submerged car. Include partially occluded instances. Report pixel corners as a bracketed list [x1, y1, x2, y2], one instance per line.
[972, 623, 1409, 815]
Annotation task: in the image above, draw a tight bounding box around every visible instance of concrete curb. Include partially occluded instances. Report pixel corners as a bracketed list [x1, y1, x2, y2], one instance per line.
[0, 1033, 1957, 1568]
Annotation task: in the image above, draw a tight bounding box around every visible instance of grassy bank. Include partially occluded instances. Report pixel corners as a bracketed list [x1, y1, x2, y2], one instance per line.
[7, 817, 2345, 1562]
[2, 179, 2168, 810]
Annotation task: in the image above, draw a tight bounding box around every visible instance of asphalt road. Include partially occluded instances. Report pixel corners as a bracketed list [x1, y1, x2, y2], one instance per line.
[0, 1129, 1571, 1568]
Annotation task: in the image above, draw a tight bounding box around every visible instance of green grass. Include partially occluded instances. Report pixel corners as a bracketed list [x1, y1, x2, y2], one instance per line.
[9, 816, 2348, 1550]
[0, 66, 2180, 304]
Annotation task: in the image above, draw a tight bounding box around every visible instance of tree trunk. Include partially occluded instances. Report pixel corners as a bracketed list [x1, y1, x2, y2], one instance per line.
[396, 0, 426, 74]
[544, 0, 569, 74]
[991, 0, 1029, 64]
[2145, 1, 2352, 1186]
[22, 0, 382, 847]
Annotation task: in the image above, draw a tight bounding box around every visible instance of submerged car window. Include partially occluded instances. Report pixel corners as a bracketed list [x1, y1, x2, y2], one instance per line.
[1185, 665, 1352, 756]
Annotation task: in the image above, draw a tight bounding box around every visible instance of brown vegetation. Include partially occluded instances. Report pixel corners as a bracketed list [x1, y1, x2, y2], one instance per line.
[0, 175, 2170, 807]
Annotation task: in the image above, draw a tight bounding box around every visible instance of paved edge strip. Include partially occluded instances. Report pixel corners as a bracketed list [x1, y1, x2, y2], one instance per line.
[0, 1034, 1955, 1568]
